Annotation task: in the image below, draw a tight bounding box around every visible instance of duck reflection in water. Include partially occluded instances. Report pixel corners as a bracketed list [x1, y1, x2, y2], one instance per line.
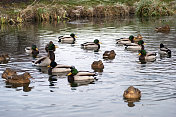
[5, 82, 33, 92]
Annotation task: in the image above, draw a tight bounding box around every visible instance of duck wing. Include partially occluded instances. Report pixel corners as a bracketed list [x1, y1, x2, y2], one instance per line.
[77, 71, 96, 76]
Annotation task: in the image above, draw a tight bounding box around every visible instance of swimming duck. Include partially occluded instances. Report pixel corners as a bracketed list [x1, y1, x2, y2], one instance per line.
[134, 34, 143, 42]
[6, 72, 32, 84]
[2, 68, 17, 79]
[103, 50, 116, 59]
[91, 60, 104, 69]
[45, 41, 58, 52]
[25, 45, 39, 57]
[81, 39, 101, 50]
[123, 86, 141, 99]
[32, 50, 55, 67]
[139, 49, 156, 62]
[58, 33, 76, 44]
[48, 61, 71, 75]
[67, 66, 97, 83]
[159, 43, 171, 56]
[0, 54, 10, 63]
[155, 25, 170, 33]
[116, 35, 134, 45]
[125, 40, 145, 50]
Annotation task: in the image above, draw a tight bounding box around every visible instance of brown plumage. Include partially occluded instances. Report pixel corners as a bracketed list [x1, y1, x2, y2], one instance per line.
[103, 50, 116, 59]
[91, 60, 104, 69]
[6, 72, 32, 84]
[155, 25, 170, 33]
[2, 68, 17, 79]
[123, 86, 141, 99]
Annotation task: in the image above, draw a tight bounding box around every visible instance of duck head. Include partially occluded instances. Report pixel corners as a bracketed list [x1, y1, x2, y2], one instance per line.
[94, 39, 100, 44]
[129, 35, 134, 43]
[160, 43, 164, 48]
[137, 40, 144, 45]
[67, 66, 78, 83]
[68, 66, 78, 76]
[23, 72, 32, 79]
[32, 45, 38, 51]
[70, 33, 76, 38]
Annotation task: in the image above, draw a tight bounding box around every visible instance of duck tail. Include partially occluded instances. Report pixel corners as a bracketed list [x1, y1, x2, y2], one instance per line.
[167, 50, 171, 55]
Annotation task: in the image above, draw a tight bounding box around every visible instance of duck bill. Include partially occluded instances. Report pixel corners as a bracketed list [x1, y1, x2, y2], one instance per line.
[99, 42, 102, 44]
[36, 48, 38, 51]
[67, 72, 72, 76]
[55, 45, 59, 48]
[144, 43, 146, 45]
[48, 65, 51, 68]
[138, 53, 141, 56]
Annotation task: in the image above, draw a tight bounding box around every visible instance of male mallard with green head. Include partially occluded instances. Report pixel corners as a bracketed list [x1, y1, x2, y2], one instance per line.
[116, 35, 134, 45]
[58, 33, 76, 44]
[48, 61, 71, 75]
[81, 39, 101, 50]
[67, 66, 97, 83]
[32, 50, 55, 67]
[125, 40, 145, 50]
[159, 43, 171, 57]
[25, 45, 39, 58]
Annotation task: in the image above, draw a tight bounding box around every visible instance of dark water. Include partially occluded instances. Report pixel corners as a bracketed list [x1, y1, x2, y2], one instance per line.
[0, 16, 176, 117]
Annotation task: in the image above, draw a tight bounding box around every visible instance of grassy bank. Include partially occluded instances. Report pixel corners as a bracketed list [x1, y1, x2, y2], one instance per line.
[0, 0, 175, 24]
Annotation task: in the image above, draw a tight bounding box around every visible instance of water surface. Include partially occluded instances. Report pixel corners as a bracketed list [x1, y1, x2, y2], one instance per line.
[0, 16, 176, 117]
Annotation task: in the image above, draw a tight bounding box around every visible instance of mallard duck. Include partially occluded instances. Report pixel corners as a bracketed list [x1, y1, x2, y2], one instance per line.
[159, 43, 171, 56]
[45, 41, 58, 52]
[0, 54, 10, 63]
[81, 39, 101, 50]
[2, 68, 17, 79]
[103, 50, 116, 59]
[32, 51, 55, 67]
[123, 86, 141, 99]
[116, 35, 134, 45]
[91, 60, 104, 69]
[155, 25, 170, 33]
[25, 45, 39, 57]
[6, 72, 32, 84]
[134, 34, 143, 42]
[48, 61, 71, 75]
[139, 49, 156, 62]
[67, 66, 97, 83]
[125, 40, 145, 50]
[58, 33, 76, 44]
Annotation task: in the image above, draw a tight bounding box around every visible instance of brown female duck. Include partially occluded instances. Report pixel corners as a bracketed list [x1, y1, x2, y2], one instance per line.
[91, 60, 104, 69]
[0, 54, 10, 62]
[123, 86, 141, 99]
[155, 25, 170, 33]
[6, 72, 32, 84]
[103, 50, 116, 59]
[2, 68, 17, 79]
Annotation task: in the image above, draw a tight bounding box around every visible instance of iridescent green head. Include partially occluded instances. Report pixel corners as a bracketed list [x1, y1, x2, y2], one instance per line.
[70, 33, 75, 38]
[129, 35, 134, 42]
[69, 66, 78, 75]
[138, 40, 144, 45]
[139, 49, 146, 56]
[94, 39, 99, 44]
[32, 45, 37, 50]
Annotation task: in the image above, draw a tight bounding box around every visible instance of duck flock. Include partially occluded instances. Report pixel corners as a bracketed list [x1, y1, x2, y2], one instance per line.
[0, 25, 172, 101]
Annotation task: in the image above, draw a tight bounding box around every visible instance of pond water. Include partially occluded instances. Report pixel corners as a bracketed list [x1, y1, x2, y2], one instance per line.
[0, 16, 176, 117]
